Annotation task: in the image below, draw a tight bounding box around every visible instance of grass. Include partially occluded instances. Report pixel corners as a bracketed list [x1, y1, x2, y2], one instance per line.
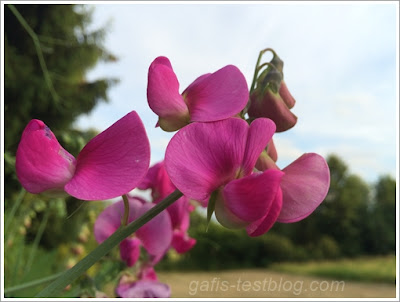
[269, 255, 396, 284]
[157, 255, 396, 298]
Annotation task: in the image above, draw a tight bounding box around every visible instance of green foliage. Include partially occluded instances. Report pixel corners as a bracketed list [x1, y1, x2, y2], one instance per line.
[363, 175, 396, 254]
[4, 4, 117, 297]
[4, 188, 107, 297]
[158, 211, 309, 271]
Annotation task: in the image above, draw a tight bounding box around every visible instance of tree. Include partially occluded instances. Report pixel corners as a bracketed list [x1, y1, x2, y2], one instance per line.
[4, 5, 117, 293]
[364, 175, 396, 254]
[4, 4, 117, 199]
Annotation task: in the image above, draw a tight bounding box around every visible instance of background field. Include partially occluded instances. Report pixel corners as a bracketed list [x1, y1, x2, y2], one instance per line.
[156, 255, 396, 298]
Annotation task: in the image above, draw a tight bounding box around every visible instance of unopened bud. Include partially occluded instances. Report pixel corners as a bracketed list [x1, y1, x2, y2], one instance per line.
[249, 49, 297, 132]
[248, 88, 297, 132]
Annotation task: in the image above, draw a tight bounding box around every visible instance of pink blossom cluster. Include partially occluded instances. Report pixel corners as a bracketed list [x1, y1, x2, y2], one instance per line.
[14, 48, 330, 298]
[149, 52, 330, 235]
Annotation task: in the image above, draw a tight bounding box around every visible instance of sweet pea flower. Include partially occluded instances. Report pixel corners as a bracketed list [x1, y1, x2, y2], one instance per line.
[116, 267, 170, 298]
[94, 196, 172, 266]
[256, 151, 330, 225]
[147, 56, 249, 131]
[15, 111, 150, 201]
[165, 117, 285, 236]
[138, 161, 196, 253]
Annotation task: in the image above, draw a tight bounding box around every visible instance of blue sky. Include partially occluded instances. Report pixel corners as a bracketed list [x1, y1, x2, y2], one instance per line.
[76, 2, 398, 184]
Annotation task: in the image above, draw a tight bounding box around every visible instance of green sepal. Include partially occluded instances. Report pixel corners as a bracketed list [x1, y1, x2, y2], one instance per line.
[206, 190, 219, 231]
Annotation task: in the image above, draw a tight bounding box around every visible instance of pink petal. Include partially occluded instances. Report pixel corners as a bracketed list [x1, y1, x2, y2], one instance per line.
[117, 279, 171, 298]
[167, 197, 190, 230]
[184, 65, 249, 122]
[138, 266, 158, 281]
[137, 162, 162, 191]
[120, 238, 141, 267]
[279, 80, 296, 109]
[94, 201, 123, 243]
[94, 197, 143, 243]
[267, 139, 278, 162]
[172, 230, 196, 253]
[136, 202, 172, 264]
[147, 57, 189, 131]
[165, 118, 248, 201]
[138, 161, 176, 203]
[242, 118, 276, 176]
[218, 170, 284, 226]
[246, 187, 283, 236]
[64, 111, 150, 200]
[248, 89, 297, 132]
[277, 153, 330, 223]
[15, 120, 76, 195]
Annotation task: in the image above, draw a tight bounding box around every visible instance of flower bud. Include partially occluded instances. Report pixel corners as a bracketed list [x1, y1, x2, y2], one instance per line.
[248, 50, 297, 132]
[248, 88, 297, 132]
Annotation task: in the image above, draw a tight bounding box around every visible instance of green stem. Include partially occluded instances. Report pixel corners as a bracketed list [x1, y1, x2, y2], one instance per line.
[244, 48, 278, 118]
[35, 189, 183, 297]
[4, 271, 66, 296]
[122, 195, 130, 226]
[249, 48, 276, 93]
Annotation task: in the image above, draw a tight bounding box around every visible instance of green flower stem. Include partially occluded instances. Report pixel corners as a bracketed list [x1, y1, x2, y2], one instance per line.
[122, 194, 130, 226]
[243, 48, 276, 118]
[249, 48, 276, 93]
[35, 189, 183, 298]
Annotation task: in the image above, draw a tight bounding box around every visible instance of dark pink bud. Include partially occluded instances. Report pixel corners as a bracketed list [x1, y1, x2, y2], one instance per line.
[248, 88, 297, 132]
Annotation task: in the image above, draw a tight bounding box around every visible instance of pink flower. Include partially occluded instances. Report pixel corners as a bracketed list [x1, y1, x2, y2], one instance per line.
[138, 161, 196, 253]
[147, 56, 249, 131]
[256, 152, 330, 225]
[165, 117, 285, 236]
[15, 111, 150, 201]
[94, 196, 172, 266]
[116, 267, 170, 298]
